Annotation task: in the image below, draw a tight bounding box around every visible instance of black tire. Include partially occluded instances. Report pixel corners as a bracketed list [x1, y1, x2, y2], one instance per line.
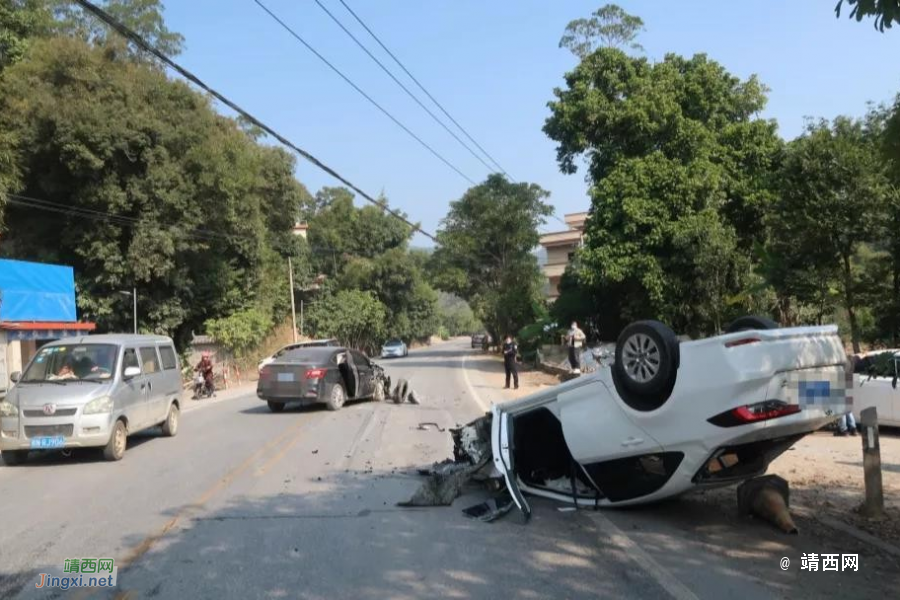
[267, 401, 285, 413]
[392, 378, 409, 404]
[1, 450, 28, 466]
[103, 420, 127, 461]
[612, 321, 680, 411]
[724, 315, 779, 333]
[161, 403, 179, 437]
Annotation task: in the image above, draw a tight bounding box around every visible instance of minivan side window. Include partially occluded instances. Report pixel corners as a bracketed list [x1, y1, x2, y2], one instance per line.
[159, 345, 178, 370]
[139, 347, 161, 374]
[122, 348, 140, 373]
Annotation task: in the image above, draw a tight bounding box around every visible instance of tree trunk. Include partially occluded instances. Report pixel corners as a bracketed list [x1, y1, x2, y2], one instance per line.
[842, 252, 861, 354]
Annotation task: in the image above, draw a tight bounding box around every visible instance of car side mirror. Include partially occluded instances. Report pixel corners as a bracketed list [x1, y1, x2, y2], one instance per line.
[10, 371, 21, 383]
[123, 366, 141, 379]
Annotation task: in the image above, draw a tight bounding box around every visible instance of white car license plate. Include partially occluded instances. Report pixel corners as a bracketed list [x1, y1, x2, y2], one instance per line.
[277, 372, 295, 383]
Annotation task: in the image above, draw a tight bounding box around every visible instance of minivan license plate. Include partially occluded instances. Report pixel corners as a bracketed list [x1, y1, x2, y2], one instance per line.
[30, 436, 65, 449]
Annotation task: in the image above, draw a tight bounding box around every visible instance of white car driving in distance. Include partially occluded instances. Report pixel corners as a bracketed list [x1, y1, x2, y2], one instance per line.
[457, 317, 848, 517]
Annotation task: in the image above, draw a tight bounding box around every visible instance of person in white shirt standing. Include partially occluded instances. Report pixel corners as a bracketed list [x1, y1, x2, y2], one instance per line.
[565, 321, 586, 373]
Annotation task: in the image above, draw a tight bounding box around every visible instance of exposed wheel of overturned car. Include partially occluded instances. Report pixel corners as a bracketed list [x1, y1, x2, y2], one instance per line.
[724, 315, 779, 333]
[612, 320, 680, 411]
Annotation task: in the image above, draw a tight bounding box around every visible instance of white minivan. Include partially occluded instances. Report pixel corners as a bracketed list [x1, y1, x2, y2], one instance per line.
[0, 334, 182, 465]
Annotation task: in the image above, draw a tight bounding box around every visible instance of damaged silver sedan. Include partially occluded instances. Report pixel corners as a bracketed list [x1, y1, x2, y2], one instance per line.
[410, 319, 848, 519]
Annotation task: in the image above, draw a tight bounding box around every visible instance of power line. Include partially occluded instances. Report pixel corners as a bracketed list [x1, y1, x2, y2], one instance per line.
[71, 0, 436, 242]
[251, 0, 476, 186]
[7, 193, 397, 259]
[6, 194, 254, 244]
[311, 0, 496, 176]
[336, 0, 512, 179]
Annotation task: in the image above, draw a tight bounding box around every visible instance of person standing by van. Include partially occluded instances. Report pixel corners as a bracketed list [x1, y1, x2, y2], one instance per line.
[566, 322, 586, 373]
[502, 335, 519, 390]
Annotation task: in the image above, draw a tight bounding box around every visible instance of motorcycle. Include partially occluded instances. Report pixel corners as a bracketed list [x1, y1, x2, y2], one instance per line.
[193, 372, 214, 399]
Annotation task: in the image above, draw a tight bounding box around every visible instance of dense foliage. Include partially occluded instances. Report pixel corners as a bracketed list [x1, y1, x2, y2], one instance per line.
[430, 174, 553, 341]
[545, 5, 900, 349]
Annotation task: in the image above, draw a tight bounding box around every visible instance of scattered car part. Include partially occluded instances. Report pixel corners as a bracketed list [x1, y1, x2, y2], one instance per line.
[407, 390, 421, 405]
[737, 474, 798, 534]
[392, 378, 406, 404]
[397, 459, 487, 507]
[417, 422, 445, 432]
[462, 493, 515, 522]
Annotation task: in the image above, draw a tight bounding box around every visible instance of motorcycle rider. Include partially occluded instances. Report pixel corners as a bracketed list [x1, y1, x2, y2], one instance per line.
[195, 351, 215, 398]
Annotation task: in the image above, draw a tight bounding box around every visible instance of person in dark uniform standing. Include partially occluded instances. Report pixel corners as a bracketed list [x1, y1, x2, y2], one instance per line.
[502, 335, 519, 390]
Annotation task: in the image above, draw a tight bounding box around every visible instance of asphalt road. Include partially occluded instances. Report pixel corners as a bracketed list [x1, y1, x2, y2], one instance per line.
[0, 339, 896, 599]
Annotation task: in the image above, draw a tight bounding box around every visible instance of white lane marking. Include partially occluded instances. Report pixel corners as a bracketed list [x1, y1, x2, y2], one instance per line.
[585, 511, 700, 600]
[460, 351, 491, 413]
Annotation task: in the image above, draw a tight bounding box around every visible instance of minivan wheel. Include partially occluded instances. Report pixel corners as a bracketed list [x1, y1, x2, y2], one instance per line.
[267, 401, 285, 413]
[1, 450, 28, 466]
[326, 384, 346, 411]
[724, 315, 778, 333]
[612, 320, 680, 411]
[161, 403, 179, 437]
[103, 420, 127, 461]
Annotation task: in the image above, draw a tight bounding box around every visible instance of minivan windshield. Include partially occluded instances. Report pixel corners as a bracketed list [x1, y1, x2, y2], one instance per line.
[20, 344, 119, 383]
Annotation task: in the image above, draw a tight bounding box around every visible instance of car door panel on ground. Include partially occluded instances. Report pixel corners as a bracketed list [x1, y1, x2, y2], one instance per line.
[120, 347, 147, 429]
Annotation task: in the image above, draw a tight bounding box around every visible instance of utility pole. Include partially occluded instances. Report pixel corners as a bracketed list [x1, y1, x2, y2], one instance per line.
[288, 257, 298, 343]
[300, 298, 304, 338]
[132, 287, 137, 334]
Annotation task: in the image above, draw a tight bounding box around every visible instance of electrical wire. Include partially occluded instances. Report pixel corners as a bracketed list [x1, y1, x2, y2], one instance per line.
[251, 0, 476, 186]
[336, 0, 512, 179]
[71, 0, 436, 242]
[312, 0, 496, 176]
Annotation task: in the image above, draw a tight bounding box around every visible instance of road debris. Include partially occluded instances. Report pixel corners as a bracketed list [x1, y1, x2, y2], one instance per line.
[389, 378, 421, 404]
[737, 474, 799, 534]
[416, 422, 445, 432]
[462, 493, 515, 522]
[399, 416, 495, 508]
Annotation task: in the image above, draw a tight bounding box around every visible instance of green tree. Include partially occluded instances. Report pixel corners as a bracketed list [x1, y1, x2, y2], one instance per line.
[205, 308, 272, 360]
[53, 0, 184, 56]
[0, 37, 310, 345]
[431, 174, 552, 340]
[559, 4, 644, 59]
[544, 49, 782, 336]
[835, 0, 900, 31]
[307, 188, 413, 277]
[338, 247, 438, 342]
[770, 117, 889, 352]
[307, 289, 387, 354]
[0, 0, 54, 71]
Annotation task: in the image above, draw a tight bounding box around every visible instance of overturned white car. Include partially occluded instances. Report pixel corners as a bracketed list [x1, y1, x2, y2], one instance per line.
[447, 318, 849, 518]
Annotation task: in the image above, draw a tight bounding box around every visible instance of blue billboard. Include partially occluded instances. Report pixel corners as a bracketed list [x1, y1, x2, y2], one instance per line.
[0, 259, 77, 322]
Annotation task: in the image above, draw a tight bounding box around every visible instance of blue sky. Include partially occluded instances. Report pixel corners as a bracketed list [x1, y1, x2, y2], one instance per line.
[163, 1, 900, 245]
